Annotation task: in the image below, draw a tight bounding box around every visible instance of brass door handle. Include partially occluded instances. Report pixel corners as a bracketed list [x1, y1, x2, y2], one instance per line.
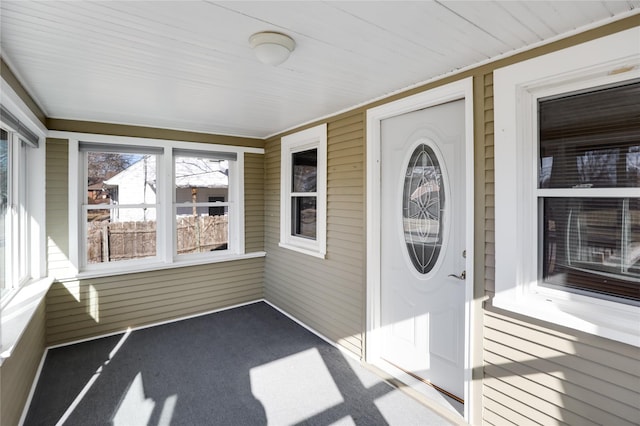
[448, 270, 466, 280]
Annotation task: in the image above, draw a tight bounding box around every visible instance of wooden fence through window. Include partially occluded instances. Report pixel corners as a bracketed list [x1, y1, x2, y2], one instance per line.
[87, 216, 228, 263]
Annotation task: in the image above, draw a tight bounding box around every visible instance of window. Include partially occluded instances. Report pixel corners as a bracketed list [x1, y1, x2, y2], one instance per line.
[174, 151, 233, 256]
[493, 27, 640, 346]
[280, 124, 327, 257]
[82, 146, 160, 266]
[70, 137, 249, 276]
[0, 100, 45, 303]
[1, 124, 32, 296]
[539, 81, 640, 302]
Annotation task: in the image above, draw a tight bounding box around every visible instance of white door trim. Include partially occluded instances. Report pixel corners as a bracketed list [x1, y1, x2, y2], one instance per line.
[365, 78, 475, 421]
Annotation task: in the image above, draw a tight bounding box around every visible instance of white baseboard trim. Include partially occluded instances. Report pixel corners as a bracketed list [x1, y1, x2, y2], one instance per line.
[18, 347, 49, 426]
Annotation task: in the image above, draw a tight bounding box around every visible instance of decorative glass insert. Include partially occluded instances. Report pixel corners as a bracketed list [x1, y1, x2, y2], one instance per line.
[403, 144, 445, 274]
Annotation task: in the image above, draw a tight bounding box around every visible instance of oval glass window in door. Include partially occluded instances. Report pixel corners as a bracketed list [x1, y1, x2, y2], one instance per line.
[403, 143, 445, 274]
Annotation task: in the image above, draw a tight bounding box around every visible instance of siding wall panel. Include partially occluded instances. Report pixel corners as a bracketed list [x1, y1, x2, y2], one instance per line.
[46, 259, 264, 345]
[244, 152, 265, 253]
[264, 111, 365, 358]
[46, 138, 74, 280]
[0, 300, 46, 426]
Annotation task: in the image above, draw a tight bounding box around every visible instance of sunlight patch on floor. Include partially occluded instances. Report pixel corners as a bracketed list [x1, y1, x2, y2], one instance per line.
[250, 348, 344, 425]
[112, 372, 155, 426]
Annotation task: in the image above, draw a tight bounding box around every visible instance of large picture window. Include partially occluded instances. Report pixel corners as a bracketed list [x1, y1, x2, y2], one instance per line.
[493, 27, 640, 346]
[71, 137, 249, 276]
[539, 81, 640, 303]
[280, 124, 327, 258]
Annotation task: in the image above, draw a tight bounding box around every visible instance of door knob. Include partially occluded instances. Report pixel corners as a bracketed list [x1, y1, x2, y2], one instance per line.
[448, 270, 466, 280]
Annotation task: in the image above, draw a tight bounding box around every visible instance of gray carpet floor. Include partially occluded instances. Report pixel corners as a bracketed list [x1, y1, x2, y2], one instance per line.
[24, 302, 453, 425]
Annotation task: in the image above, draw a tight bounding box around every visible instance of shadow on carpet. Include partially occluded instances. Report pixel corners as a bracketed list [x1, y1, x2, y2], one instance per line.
[24, 302, 453, 426]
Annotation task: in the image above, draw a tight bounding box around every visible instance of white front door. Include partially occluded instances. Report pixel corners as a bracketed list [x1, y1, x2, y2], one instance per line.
[379, 99, 466, 399]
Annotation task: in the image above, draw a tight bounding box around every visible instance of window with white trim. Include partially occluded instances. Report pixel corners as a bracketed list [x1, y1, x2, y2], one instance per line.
[173, 149, 236, 257]
[82, 145, 161, 266]
[538, 81, 640, 302]
[280, 124, 327, 258]
[73, 138, 244, 276]
[493, 27, 640, 346]
[1, 105, 42, 303]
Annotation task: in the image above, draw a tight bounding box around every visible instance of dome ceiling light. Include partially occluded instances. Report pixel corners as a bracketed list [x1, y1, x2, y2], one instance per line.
[249, 31, 296, 66]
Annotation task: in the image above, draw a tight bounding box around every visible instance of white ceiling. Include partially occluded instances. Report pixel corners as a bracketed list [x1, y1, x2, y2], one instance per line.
[1, 1, 638, 139]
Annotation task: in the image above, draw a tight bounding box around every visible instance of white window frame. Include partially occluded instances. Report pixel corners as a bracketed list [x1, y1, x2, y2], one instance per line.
[0, 78, 47, 307]
[1, 74, 49, 363]
[280, 123, 327, 258]
[494, 27, 640, 347]
[172, 150, 238, 261]
[79, 145, 163, 272]
[64, 133, 261, 279]
[1, 130, 29, 294]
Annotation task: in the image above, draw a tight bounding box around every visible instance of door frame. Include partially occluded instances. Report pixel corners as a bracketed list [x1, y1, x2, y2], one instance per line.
[365, 78, 475, 421]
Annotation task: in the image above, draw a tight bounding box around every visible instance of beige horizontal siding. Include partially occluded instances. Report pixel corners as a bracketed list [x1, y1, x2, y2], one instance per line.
[0, 299, 46, 426]
[47, 118, 264, 149]
[46, 258, 264, 346]
[483, 308, 640, 426]
[264, 111, 366, 358]
[46, 138, 74, 279]
[244, 152, 265, 253]
[483, 72, 496, 297]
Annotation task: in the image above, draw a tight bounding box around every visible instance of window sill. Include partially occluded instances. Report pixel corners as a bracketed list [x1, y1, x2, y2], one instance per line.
[0, 276, 53, 365]
[493, 289, 640, 347]
[278, 242, 325, 259]
[65, 251, 266, 281]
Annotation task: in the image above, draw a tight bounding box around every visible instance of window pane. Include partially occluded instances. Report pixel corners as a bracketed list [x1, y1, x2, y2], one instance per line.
[87, 208, 156, 263]
[88, 152, 154, 205]
[292, 149, 317, 193]
[539, 80, 640, 189]
[175, 156, 229, 204]
[0, 129, 8, 293]
[542, 197, 640, 301]
[176, 207, 228, 254]
[174, 155, 229, 255]
[292, 196, 316, 239]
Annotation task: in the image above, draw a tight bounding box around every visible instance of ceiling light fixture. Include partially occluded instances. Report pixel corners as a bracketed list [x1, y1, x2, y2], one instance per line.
[249, 31, 296, 66]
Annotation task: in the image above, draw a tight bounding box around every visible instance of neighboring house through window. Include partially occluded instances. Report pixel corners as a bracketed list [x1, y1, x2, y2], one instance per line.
[493, 27, 640, 346]
[68, 136, 252, 277]
[280, 123, 327, 258]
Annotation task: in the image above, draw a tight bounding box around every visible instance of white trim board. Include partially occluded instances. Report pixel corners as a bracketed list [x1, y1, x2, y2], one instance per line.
[365, 77, 475, 423]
